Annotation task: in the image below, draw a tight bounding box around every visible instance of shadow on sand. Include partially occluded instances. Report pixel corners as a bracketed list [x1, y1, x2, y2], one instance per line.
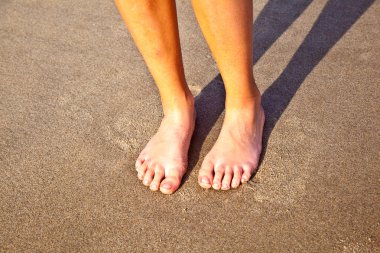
[185, 0, 374, 184]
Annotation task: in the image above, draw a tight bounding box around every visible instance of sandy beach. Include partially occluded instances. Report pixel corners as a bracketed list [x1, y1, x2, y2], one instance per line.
[1, 0, 379, 251]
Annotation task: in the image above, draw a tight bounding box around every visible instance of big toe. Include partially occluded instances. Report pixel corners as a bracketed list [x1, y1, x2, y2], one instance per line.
[160, 176, 181, 194]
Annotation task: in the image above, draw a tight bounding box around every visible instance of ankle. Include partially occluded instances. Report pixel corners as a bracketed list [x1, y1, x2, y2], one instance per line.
[225, 91, 261, 113]
[162, 92, 195, 118]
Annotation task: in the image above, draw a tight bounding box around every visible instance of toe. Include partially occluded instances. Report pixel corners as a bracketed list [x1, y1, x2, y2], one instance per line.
[149, 165, 165, 191]
[212, 165, 224, 190]
[221, 166, 233, 190]
[137, 161, 148, 180]
[232, 166, 243, 188]
[160, 176, 181, 194]
[198, 159, 214, 189]
[160, 167, 184, 194]
[135, 157, 144, 171]
[241, 163, 254, 183]
[143, 164, 155, 186]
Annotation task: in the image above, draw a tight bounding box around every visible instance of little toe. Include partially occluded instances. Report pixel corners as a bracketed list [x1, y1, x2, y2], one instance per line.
[143, 165, 155, 186]
[241, 164, 254, 183]
[135, 158, 144, 171]
[149, 166, 165, 191]
[198, 159, 214, 189]
[212, 166, 224, 190]
[232, 166, 243, 188]
[137, 161, 148, 180]
[221, 166, 233, 190]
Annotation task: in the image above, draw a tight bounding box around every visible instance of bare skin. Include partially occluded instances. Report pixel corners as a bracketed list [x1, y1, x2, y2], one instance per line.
[199, 98, 265, 190]
[115, 0, 195, 194]
[136, 105, 195, 194]
[115, 0, 265, 193]
[192, 0, 265, 190]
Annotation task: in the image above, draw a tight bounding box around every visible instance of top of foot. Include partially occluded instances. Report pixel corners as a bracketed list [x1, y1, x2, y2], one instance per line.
[135, 102, 196, 194]
[198, 103, 265, 190]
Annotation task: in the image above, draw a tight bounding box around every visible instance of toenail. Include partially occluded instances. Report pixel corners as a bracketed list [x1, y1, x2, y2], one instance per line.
[161, 183, 172, 190]
[150, 184, 157, 190]
[201, 177, 210, 185]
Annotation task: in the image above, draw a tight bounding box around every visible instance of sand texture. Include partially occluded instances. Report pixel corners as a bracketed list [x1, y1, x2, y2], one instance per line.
[1, 0, 379, 252]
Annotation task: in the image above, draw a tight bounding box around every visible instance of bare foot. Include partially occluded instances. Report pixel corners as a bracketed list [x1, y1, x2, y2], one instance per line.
[198, 98, 265, 190]
[135, 99, 195, 194]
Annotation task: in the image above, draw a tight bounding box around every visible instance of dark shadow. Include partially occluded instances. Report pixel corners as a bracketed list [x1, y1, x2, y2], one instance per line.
[260, 0, 374, 164]
[184, 0, 374, 183]
[187, 75, 226, 176]
[254, 0, 313, 63]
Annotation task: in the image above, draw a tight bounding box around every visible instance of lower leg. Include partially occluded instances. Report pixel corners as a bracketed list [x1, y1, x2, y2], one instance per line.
[115, 0, 193, 113]
[115, 0, 195, 194]
[192, 0, 265, 190]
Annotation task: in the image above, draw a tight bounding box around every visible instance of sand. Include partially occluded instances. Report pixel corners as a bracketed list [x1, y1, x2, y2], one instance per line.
[1, 0, 379, 251]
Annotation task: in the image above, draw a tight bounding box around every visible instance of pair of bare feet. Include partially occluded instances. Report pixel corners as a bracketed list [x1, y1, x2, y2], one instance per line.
[135, 94, 265, 194]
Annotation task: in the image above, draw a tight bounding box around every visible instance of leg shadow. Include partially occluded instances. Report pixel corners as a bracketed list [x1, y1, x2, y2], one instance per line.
[260, 0, 374, 162]
[254, 0, 313, 63]
[187, 75, 226, 176]
[184, 0, 374, 183]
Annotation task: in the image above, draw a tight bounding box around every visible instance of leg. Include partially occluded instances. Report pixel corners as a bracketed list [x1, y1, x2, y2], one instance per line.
[115, 0, 195, 194]
[192, 0, 265, 190]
